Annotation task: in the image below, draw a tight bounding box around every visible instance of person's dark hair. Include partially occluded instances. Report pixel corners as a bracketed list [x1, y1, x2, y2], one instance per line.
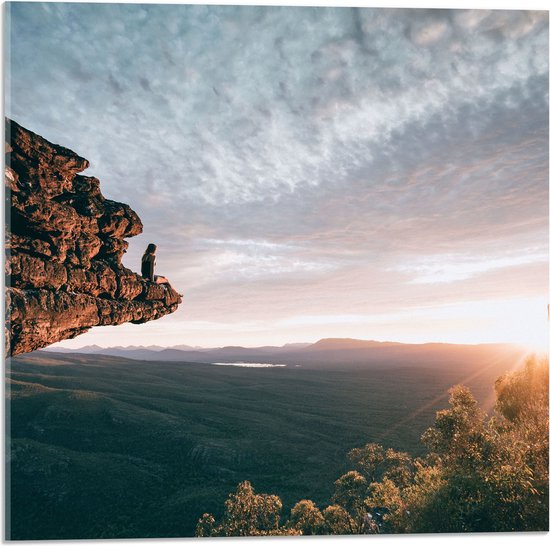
[145, 243, 157, 254]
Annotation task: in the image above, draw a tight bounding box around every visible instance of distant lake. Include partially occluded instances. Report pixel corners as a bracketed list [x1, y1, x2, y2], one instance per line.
[211, 362, 287, 368]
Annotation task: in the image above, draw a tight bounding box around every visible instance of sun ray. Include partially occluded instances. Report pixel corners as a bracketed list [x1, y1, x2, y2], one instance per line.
[374, 348, 532, 444]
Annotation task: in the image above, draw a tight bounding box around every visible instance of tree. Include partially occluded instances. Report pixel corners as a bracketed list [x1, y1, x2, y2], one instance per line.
[196, 356, 549, 536]
[195, 513, 216, 538]
[373, 356, 549, 533]
[490, 355, 549, 530]
[342, 356, 549, 533]
[195, 481, 284, 537]
[494, 355, 549, 424]
[322, 504, 355, 535]
[330, 470, 376, 533]
[348, 443, 413, 488]
[287, 499, 325, 535]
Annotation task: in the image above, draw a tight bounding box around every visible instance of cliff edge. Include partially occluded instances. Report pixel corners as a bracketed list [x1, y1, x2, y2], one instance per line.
[5, 118, 182, 356]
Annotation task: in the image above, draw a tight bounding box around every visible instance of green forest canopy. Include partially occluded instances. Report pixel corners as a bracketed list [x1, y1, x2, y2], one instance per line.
[197, 355, 549, 536]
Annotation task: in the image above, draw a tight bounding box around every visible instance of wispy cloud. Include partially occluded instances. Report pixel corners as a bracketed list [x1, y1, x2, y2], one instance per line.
[6, 4, 548, 347]
[7, 4, 548, 204]
[394, 251, 548, 284]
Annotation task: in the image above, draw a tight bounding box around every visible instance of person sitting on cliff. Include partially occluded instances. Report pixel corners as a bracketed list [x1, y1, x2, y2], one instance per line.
[141, 243, 169, 285]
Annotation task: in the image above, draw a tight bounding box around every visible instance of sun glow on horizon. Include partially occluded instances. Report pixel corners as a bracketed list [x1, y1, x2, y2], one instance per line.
[7, 3, 547, 369]
[50, 296, 548, 353]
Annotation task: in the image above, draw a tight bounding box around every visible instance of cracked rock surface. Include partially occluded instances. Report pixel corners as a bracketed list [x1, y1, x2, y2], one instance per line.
[5, 118, 182, 356]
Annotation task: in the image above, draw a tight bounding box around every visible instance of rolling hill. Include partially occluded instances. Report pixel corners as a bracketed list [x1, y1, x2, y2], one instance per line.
[7, 343, 529, 539]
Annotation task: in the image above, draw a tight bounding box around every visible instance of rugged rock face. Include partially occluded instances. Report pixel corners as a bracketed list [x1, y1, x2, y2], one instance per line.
[5, 118, 182, 356]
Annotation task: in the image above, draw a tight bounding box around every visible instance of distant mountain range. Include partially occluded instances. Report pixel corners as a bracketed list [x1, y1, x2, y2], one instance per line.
[43, 338, 529, 371]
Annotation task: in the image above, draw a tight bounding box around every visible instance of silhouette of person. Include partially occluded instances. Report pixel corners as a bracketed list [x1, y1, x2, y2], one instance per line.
[141, 243, 169, 284]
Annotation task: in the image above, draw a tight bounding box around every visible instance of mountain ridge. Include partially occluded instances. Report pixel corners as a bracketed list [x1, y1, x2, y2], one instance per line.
[43, 337, 528, 371]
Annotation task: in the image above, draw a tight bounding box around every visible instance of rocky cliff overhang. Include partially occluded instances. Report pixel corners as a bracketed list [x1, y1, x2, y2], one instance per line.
[4, 118, 182, 357]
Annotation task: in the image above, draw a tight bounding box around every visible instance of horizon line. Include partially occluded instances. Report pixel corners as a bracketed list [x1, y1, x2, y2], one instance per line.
[47, 336, 543, 352]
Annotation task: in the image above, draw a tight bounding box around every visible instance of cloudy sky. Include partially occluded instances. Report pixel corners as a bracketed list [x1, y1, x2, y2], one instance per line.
[6, 1, 549, 349]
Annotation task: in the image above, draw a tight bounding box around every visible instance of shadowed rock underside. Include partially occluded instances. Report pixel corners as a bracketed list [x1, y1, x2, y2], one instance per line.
[5, 118, 182, 356]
